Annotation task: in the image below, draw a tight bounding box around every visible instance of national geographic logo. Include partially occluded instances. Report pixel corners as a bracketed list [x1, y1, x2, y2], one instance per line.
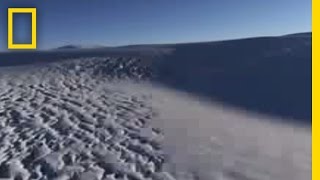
[8, 8, 37, 50]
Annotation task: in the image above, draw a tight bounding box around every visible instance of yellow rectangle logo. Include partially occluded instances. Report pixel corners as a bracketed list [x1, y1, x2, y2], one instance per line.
[8, 8, 37, 49]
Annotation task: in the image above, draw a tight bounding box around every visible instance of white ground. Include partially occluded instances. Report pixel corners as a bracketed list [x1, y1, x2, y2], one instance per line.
[0, 57, 311, 180]
[149, 85, 311, 180]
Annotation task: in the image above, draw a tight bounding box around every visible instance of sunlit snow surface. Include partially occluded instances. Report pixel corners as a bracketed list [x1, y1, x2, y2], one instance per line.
[0, 57, 168, 180]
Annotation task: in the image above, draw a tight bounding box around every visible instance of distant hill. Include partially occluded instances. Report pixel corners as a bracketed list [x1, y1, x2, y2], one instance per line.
[55, 45, 83, 50]
[282, 32, 312, 38]
[55, 45, 108, 50]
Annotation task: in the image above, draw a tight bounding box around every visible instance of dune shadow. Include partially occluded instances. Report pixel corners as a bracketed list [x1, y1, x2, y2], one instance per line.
[153, 35, 311, 124]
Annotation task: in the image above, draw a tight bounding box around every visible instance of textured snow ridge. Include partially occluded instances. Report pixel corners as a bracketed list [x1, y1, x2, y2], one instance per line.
[46, 57, 153, 80]
[0, 57, 171, 180]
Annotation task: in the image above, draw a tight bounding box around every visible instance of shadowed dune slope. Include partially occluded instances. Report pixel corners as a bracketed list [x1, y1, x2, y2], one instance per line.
[154, 33, 311, 122]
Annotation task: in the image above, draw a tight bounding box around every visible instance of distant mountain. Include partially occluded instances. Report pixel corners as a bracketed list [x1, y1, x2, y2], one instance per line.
[55, 45, 107, 50]
[56, 45, 83, 50]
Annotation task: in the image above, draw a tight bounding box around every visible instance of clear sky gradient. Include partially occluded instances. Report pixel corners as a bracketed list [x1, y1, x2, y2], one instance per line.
[0, 0, 311, 50]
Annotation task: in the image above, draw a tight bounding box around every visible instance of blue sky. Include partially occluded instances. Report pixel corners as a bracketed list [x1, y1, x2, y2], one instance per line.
[0, 0, 311, 50]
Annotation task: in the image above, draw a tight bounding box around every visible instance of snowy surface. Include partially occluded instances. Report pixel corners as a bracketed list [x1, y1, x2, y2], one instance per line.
[150, 85, 310, 180]
[0, 57, 167, 180]
[0, 34, 311, 180]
